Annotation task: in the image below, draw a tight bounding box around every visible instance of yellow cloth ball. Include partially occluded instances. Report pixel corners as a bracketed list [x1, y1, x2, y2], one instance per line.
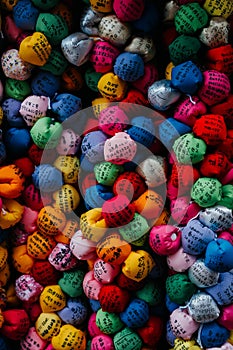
[19, 32, 52, 66]
[122, 250, 155, 282]
[80, 208, 107, 242]
[35, 312, 62, 341]
[37, 206, 66, 236]
[54, 155, 80, 184]
[12, 245, 34, 274]
[52, 184, 80, 213]
[97, 73, 128, 101]
[52, 325, 86, 350]
[39, 285, 66, 313]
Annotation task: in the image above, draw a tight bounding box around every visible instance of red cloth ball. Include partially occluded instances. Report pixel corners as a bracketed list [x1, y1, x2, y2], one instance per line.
[137, 315, 163, 347]
[99, 285, 130, 313]
[28, 144, 43, 165]
[102, 195, 135, 227]
[113, 172, 147, 201]
[116, 272, 146, 291]
[1, 309, 30, 340]
[170, 164, 200, 189]
[31, 260, 61, 285]
[193, 114, 227, 146]
[200, 152, 231, 178]
[22, 184, 44, 212]
[13, 157, 35, 177]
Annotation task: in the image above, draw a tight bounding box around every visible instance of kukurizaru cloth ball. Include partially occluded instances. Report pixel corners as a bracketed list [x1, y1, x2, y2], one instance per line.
[96, 308, 124, 334]
[13, 0, 39, 30]
[80, 208, 107, 242]
[90, 40, 120, 74]
[188, 259, 220, 288]
[218, 304, 233, 330]
[98, 15, 132, 47]
[57, 297, 88, 326]
[61, 32, 94, 66]
[32, 260, 60, 286]
[0, 164, 25, 198]
[188, 292, 220, 324]
[197, 321, 230, 349]
[205, 44, 233, 75]
[40, 48, 68, 76]
[171, 60, 203, 95]
[80, 6, 104, 36]
[119, 213, 149, 245]
[191, 177, 222, 208]
[149, 225, 181, 256]
[113, 327, 142, 350]
[19, 95, 48, 127]
[166, 273, 197, 305]
[49, 242, 78, 271]
[113, 0, 145, 21]
[35, 312, 62, 341]
[20, 327, 48, 350]
[104, 132, 137, 165]
[91, 335, 114, 350]
[1, 309, 30, 341]
[37, 205, 66, 236]
[205, 272, 233, 306]
[99, 284, 130, 313]
[2, 98, 24, 127]
[122, 249, 155, 282]
[52, 325, 86, 350]
[58, 269, 85, 298]
[96, 233, 132, 265]
[113, 171, 146, 201]
[27, 230, 56, 259]
[84, 184, 114, 210]
[199, 205, 233, 232]
[1, 49, 34, 81]
[32, 164, 63, 192]
[94, 258, 120, 284]
[169, 34, 201, 65]
[15, 274, 43, 303]
[133, 189, 164, 221]
[174, 96, 207, 127]
[125, 36, 156, 63]
[70, 230, 97, 260]
[127, 116, 155, 148]
[113, 52, 144, 82]
[36, 13, 69, 46]
[203, 0, 233, 18]
[83, 270, 103, 300]
[120, 298, 149, 328]
[193, 114, 227, 146]
[56, 129, 81, 155]
[136, 155, 167, 187]
[97, 72, 128, 101]
[98, 105, 128, 136]
[4, 128, 31, 159]
[102, 194, 135, 227]
[204, 238, 233, 272]
[198, 70, 231, 106]
[167, 247, 196, 273]
[39, 284, 66, 313]
[172, 133, 207, 164]
[5, 78, 31, 101]
[30, 116, 63, 149]
[94, 161, 123, 186]
[31, 71, 60, 98]
[181, 219, 216, 255]
[169, 307, 199, 340]
[148, 79, 181, 111]
[200, 152, 230, 179]
[174, 2, 208, 35]
[199, 17, 230, 48]
[19, 32, 52, 66]
[81, 130, 108, 163]
[51, 93, 82, 122]
[54, 155, 80, 184]
[90, 0, 113, 13]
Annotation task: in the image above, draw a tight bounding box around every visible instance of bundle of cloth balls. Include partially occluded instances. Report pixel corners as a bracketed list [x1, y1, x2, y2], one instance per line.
[0, 0, 232, 349]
